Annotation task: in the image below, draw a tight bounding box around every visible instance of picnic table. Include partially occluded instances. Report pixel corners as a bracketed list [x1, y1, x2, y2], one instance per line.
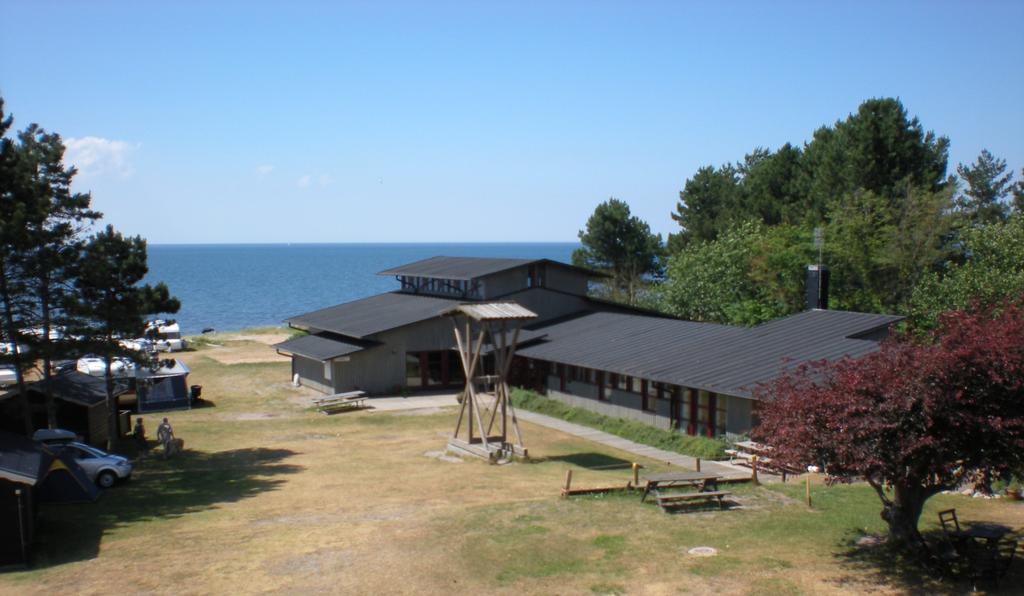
[953, 523, 1013, 546]
[734, 440, 770, 455]
[640, 471, 728, 511]
[313, 390, 368, 414]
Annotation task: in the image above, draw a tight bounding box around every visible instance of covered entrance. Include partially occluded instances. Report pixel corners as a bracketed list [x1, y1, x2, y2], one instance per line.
[405, 350, 464, 389]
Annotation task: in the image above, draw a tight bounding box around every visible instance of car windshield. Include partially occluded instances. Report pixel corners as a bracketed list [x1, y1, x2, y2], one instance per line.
[71, 443, 109, 458]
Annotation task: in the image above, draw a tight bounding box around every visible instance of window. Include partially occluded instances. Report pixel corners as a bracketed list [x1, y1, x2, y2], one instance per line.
[618, 375, 630, 391]
[630, 377, 640, 393]
[609, 373, 618, 389]
[641, 380, 654, 411]
[405, 353, 423, 387]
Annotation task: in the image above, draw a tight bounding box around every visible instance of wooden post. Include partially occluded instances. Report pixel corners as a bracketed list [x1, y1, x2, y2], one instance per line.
[805, 474, 812, 507]
[632, 462, 639, 487]
[564, 470, 573, 493]
[751, 455, 760, 486]
[695, 458, 701, 472]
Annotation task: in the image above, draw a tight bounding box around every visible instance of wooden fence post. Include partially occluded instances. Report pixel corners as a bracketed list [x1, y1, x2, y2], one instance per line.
[564, 470, 573, 494]
[751, 456, 760, 486]
[805, 474, 812, 507]
[695, 458, 701, 472]
[632, 462, 639, 488]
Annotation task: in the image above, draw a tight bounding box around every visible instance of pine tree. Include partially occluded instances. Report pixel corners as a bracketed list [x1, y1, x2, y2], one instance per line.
[71, 226, 179, 449]
[955, 149, 1013, 225]
[0, 99, 36, 434]
[17, 124, 101, 427]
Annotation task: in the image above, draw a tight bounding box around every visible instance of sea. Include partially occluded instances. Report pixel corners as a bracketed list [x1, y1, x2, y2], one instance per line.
[145, 243, 578, 335]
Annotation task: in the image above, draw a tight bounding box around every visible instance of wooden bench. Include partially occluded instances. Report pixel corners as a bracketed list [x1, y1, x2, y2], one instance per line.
[653, 490, 731, 511]
[314, 391, 368, 414]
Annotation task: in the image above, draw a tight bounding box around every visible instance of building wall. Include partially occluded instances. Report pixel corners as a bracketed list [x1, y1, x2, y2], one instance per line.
[505, 287, 592, 324]
[293, 355, 332, 394]
[545, 378, 675, 430]
[545, 267, 589, 296]
[481, 268, 528, 298]
[540, 372, 751, 436]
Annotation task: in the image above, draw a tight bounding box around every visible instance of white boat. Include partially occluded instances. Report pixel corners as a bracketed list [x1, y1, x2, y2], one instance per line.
[0, 366, 16, 387]
[119, 338, 154, 352]
[76, 356, 136, 378]
[146, 320, 187, 352]
[0, 342, 30, 356]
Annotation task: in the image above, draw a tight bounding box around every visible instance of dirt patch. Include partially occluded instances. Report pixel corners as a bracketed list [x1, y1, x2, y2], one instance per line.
[231, 412, 285, 421]
[266, 548, 355, 576]
[204, 342, 290, 365]
[392, 407, 446, 416]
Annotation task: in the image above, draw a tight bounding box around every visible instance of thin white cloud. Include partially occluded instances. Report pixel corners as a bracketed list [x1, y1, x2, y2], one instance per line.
[64, 136, 138, 178]
[256, 164, 275, 178]
[297, 173, 333, 188]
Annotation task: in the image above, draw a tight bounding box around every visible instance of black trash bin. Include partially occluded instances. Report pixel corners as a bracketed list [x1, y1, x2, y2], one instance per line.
[190, 385, 203, 401]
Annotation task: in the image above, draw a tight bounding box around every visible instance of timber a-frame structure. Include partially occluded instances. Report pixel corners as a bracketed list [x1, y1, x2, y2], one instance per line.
[443, 302, 537, 463]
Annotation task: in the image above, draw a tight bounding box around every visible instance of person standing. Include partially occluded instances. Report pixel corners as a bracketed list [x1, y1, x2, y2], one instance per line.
[156, 417, 174, 458]
[133, 417, 148, 453]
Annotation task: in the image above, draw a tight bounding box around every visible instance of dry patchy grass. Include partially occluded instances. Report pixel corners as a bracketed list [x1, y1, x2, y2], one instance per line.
[2, 337, 1022, 594]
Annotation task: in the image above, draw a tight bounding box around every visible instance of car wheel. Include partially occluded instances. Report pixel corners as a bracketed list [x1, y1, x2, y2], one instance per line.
[97, 470, 117, 489]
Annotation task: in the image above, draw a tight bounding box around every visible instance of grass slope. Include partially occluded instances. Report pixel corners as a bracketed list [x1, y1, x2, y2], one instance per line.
[511, 388, 727, 459]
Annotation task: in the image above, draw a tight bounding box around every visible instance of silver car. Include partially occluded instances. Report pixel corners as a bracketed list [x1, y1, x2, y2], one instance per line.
[53, 442, 133, 489]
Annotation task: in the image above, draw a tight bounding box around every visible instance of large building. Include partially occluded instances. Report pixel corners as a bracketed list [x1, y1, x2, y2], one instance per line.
[277, 256, 901, 436]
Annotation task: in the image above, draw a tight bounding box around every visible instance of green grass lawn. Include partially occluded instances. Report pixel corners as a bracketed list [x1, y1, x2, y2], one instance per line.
[3, 334, 1022, 595]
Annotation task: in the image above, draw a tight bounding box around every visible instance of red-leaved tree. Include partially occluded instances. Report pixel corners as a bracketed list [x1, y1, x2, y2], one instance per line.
[753, 298, 1024, 545]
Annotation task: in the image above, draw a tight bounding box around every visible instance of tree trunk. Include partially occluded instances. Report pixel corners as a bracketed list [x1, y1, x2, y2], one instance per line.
[0, 258, 33, 435]
[880, 483, 927, 546]
[104, 354, 118, 451]
[40, 284, 56, 429]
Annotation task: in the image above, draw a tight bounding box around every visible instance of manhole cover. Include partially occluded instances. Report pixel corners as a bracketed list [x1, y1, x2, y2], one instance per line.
[687, 546, 718, 557]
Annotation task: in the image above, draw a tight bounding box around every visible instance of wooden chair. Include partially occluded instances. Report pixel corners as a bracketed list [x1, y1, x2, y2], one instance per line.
[938, 509, 961, 535]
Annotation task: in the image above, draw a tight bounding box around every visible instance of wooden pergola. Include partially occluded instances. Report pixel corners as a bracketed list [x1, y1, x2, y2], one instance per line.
[443, 302, 538, 463]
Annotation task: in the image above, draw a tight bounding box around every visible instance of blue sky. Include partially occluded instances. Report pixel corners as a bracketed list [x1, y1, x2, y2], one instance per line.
[2, 1, 1022, 243]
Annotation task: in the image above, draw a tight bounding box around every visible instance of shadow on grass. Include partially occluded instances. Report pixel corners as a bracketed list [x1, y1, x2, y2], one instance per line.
[539, 452, 633, 470]
[834, 528, 1024, 594]
[29, 447, 302, 569]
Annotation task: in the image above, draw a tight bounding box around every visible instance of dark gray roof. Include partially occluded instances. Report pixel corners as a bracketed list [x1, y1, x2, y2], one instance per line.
[517, 309, 903, 399]
[274, 334, 371, 361]
[378, 256, 606, 281]
[0, 431, 47, 485]
[285, 292, 463, 339]
[26, 371, 127, 407]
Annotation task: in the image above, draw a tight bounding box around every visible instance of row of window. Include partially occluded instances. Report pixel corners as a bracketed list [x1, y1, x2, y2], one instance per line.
[542, 360, 728, 435]
[398, 276, 482, 298]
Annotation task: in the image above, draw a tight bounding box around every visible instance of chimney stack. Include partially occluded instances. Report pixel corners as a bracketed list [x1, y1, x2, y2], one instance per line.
[806, 265, 829, 310]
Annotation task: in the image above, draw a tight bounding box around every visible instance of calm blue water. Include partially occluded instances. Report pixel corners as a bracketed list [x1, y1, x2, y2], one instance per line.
[145, 243, 578, 335]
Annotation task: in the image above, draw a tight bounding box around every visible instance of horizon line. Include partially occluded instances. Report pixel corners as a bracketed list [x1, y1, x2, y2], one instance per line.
[149, 240, 581, 246]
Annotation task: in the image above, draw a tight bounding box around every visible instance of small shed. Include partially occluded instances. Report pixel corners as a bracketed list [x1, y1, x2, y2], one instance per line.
[0, 432, 98, 567]
[25, 372, 128, 447]
[136, 360, 192, 412]
[0, 373, 128, 447]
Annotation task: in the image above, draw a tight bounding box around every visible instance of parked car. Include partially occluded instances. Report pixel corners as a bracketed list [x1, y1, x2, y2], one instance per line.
[49, 442, 133, 488]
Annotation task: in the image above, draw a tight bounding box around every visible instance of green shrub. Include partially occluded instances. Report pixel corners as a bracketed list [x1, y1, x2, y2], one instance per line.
[510, 388, 726, 459]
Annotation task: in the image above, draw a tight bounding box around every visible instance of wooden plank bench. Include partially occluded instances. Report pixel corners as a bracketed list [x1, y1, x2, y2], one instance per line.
[653, 490, 731, 511]
[314, 391, 367, 414]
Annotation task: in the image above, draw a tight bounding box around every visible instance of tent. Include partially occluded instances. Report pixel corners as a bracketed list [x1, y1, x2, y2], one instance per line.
[136, 360, 191, 412]
[0, 432, 98, 566]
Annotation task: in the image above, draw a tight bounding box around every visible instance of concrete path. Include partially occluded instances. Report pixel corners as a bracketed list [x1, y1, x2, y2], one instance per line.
[364, 392, 754, 480]
[514, 410, 754, 481]
[366, 393, 459, 412]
